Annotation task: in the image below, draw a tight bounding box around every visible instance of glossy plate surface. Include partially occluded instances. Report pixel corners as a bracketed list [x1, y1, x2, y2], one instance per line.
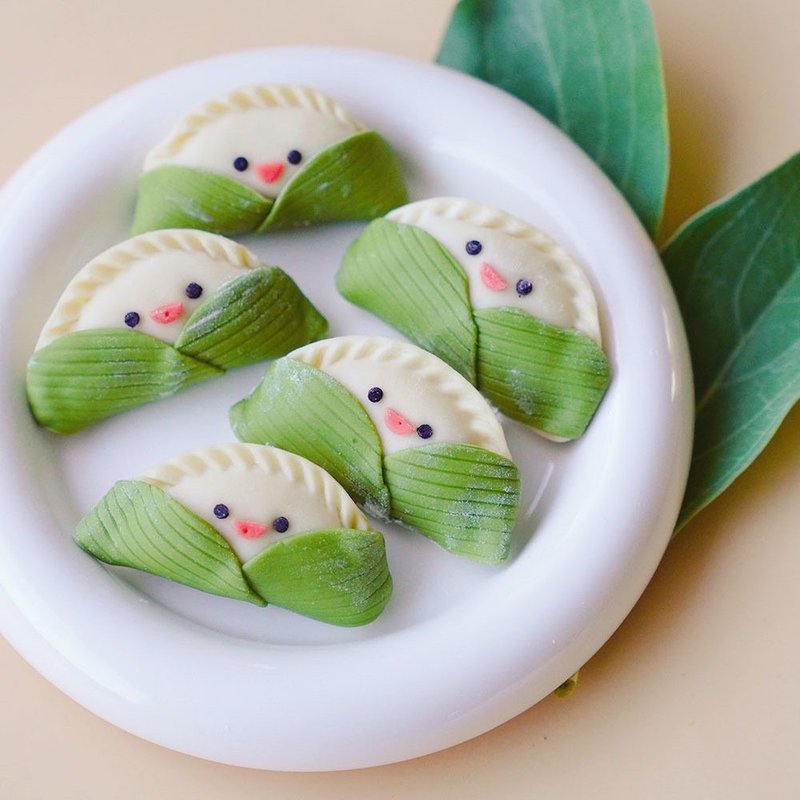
[0, 48, 692, 770]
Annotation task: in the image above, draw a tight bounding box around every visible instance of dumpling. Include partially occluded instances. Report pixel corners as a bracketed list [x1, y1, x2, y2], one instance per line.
[336, 197, 611, 440]
[27, 229, 327, 433]
[132, 85, 408, 235]
[230, 336, 520, 564]
[74, 443, 392, 626]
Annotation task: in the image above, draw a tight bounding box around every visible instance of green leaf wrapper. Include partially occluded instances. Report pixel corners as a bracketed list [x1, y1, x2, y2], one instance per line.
[229, 358, 390, 517]
[131, 165, 274, 236]
[437, 0, 669, 236]
[74, 479, 264, 605]
[336, 219, 611, 439]
[383, 443, 519, 563]
[175, 267, 328, 370]
[662, 153, 800, 529]
[261, 131, 408, 230]
[337, 219, 477, 382]
[27, 329, 222, 434]
[242, 528, 393, 626]
[475, 308, 611, 440]
[132, 131, 407, 236]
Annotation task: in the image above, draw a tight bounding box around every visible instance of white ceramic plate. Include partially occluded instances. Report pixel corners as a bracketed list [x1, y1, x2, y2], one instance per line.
[0, 48, 692, 771]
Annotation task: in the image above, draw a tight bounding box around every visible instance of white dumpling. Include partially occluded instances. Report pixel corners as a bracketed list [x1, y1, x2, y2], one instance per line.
[387, 198, 602, 345]
[36, 230, 259, 349]
[289, 336, 511, 458]
[144, 85, 364, 199]
[141, 443, 368, 563]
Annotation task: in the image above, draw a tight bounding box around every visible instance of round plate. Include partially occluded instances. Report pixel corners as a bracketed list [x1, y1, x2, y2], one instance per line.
[0, 48, 692, 771]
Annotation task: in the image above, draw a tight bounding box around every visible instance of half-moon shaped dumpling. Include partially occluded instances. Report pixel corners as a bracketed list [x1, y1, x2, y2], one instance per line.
[27, 229, 327, 433]
[230, 336, 520, 564]
[132, 85, 408, 236]
[336, 197, 611, 440]
[74, 443, 392, 626]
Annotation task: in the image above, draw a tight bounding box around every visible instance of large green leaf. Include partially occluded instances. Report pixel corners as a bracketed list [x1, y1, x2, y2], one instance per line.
[662, 153, 800, 528]
[436, 0, 668, 236]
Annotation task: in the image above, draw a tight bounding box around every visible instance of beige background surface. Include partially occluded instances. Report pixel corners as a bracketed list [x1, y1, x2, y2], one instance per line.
[1, 1, 798, 797]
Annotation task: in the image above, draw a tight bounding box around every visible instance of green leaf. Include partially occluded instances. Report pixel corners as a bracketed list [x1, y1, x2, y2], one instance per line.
[26, 329, 221, 434]
[229, 357, 390, 518]
[131, 165, 273, 236]
[337, 218, 478, 382]
[261, 131, 408, 230]
[74, 480, 264, 605]
[175, 267, 328, 369]
[474, 307, 610, 440]
[662, 153, 800, 528]
[383, 443, 520, 563]
[437, 0, 668, 235]
[242, 528, 392, 626]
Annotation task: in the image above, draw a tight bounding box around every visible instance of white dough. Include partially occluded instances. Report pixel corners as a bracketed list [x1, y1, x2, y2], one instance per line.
[387, 198, 602, 345]
[144, 85, 364, 198]
[290, 336, 511, 458]
[74, 251, 246, 344]
[36, 229, 260, 349]
[141, 443, 368, 563]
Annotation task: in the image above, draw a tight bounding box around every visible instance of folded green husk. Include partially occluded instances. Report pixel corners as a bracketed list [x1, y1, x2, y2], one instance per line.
[336, 219, 477, 382]
[27, 329, 222, 434]
[337, 218, 611, 439]
[74, 479, 264, 605]
[230, 357, 520, 562]
[229, 357, 389, 518]
[132, 131, 407, 236]
[28, 267, 327, 434]
[383, 443, 519, 563]
[75, 481, 392, 625]
[475, 308, 611, 440]
[242, 528, 392, 626]
[175, 267, 328, 369]
[131, 166, 274, 236]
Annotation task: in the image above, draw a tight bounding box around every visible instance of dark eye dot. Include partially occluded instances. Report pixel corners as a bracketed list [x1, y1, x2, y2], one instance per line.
[272, 516, 290, 533]
[233, 156, 249, 172]
[185, 282, 203, 299]
[213, 504, 229, 520]
[367, 386, 384, 403]
[124, 311, 140, 328]
[416, 424, 433, 439]
[465, 240, 482, 256]
[516, 279, 534, 296]
[286, 149, 302, 165]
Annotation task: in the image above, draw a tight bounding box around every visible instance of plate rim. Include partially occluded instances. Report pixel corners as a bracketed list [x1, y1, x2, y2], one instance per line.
[0, 46, 693, 771]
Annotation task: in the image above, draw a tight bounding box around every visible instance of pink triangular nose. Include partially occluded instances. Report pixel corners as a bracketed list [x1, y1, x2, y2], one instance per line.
[255, 162, 284, 183]
[384, 408, 415, 435]
[233, 519, 268, 539]
[479, 262, 508, 291]
[149, 302, 184, 324]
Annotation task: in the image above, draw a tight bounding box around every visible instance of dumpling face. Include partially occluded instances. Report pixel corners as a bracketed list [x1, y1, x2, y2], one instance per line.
[142, 444, 367, 563]
[150, 108, 359, 199]
[143, 85, 365, 199]
[387, 199, 602, 344]
[290, 336, 511, 458]
[72, 250, 248, 344]
[35, 230, 259, 349]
